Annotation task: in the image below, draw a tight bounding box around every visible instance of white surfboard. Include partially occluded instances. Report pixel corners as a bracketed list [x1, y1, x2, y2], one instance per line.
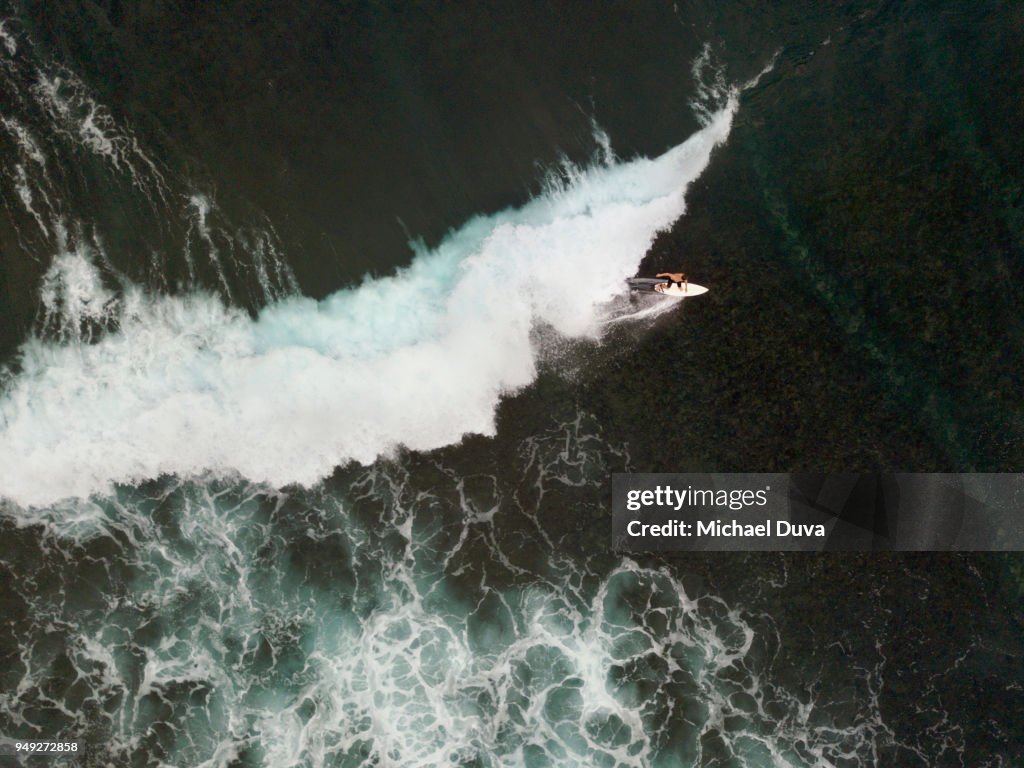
[654, 282, 708, 298]
[626, 277, 709, 298]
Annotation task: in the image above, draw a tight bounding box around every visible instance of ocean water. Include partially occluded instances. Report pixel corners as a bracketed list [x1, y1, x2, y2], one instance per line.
[1, 1, 1022, 766]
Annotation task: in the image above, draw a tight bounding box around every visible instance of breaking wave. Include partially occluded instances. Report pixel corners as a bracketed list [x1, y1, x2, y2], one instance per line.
[0, 90, 740, 508]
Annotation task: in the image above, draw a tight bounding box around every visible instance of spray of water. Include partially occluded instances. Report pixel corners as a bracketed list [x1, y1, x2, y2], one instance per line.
[1, 89, 741, 508]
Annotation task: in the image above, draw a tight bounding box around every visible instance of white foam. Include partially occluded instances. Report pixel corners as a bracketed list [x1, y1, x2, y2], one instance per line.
[2, 117, 46, 166]
[38, 232, 119, 341]
[1, 418, 897, 766]
[0, 98, 739, 508]
[0, 20, 16, 56]
[31, 72, 171, 204]
[185, 194, 232, 297]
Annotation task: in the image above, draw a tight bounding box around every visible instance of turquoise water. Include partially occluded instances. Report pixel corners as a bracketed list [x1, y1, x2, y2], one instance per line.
[1, 420, 897, 766]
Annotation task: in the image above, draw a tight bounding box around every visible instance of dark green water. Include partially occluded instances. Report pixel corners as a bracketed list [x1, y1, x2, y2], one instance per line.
[0, 1, 1022, 765]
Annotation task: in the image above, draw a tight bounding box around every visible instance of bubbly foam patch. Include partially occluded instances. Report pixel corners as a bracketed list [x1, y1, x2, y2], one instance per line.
[0, 100, 738, 507]
[1, 422, 898, 767]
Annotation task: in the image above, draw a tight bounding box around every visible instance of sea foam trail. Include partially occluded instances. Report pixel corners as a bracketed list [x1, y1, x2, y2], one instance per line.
[0, 97, 739, 508]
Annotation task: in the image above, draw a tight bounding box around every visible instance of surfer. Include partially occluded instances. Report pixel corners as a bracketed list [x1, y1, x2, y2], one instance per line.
[624, 273, 707, 298]
[656, 272, 687, 291]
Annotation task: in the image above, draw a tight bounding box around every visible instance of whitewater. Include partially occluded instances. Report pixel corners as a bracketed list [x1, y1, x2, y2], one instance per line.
[0, 94, 740, 508]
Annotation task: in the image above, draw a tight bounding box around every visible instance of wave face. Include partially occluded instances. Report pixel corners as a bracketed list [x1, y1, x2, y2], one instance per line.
[0, 92, 738, 508]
